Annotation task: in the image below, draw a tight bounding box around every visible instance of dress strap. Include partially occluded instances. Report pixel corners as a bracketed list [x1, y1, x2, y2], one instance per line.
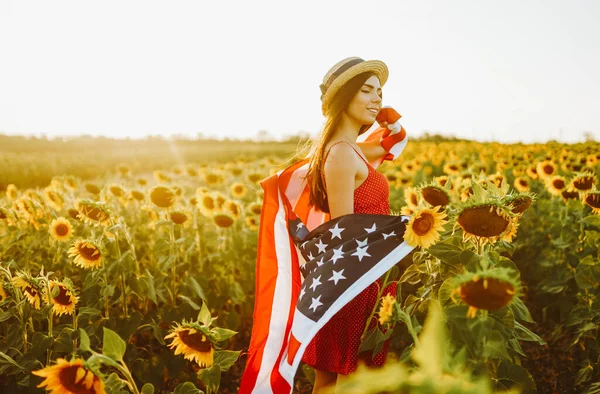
[323, 140, 369, 165]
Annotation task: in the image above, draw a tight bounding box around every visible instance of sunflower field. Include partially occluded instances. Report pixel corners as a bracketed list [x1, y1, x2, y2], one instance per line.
[1, 135, 600, 394]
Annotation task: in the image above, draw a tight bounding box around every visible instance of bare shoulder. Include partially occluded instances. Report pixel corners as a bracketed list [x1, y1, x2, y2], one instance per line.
[323, 141, 359, 172]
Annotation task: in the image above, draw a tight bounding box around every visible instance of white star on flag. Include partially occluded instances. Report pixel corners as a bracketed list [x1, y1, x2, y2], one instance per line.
[309, 275, 322, 291]
[328, 223, 345, 240]
[309, 295, 323, 312]
[297, 222, 305, 230]
[351, 246, 372, 262]
[301, 240, 309, 249]
[299, 286, 306, 301]
[356, 238, 368, 247]
[316, 257, 325, 267]
[315, 239, 328, 254]
[307, 251, 314, 260]
[382, 231, 396, 240]
[365, 223, 378, 233]
[328, 269, 346, 285]
[330, 245, 345, 264]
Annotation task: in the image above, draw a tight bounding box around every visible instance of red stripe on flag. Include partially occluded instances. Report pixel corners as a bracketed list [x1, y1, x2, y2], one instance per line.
[239, 174, 282, 393]
[287, 334, 302, 365]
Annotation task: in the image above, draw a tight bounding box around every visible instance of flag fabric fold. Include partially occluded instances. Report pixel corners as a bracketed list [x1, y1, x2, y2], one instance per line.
[239, 124, 410, 394]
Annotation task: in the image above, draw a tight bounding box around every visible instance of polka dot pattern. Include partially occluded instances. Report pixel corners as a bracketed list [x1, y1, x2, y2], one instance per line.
[302, 141, 396, 375]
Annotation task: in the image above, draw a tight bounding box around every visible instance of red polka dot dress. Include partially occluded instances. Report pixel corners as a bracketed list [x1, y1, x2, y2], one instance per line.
[301, 141, 397, 375]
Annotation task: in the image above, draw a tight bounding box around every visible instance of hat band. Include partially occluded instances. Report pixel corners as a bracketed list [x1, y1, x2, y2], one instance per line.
[322, 58, 365, 94]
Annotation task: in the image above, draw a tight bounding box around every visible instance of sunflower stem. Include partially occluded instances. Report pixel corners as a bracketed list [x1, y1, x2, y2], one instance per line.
[45, 279, 54, 365]
[104, 269, 110, 319]
[169, 220, 177, 305]
[121, 272, 128, 317]
[361, 269, 392, 342]
[72, 311, 78, 351]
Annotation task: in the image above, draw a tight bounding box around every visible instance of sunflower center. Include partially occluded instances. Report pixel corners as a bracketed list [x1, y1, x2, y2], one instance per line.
[412, 213, 435, 236]
[458, 205, 509, 237]
[150, 187, 175, 208]
[543, 165, 554, 175]
[519, 179, 528, 187]
[179, 330, 213, 352]
[234, 186, 243, 193]
[509, 197, 532, 214]
[79, 205, 109, 223]
[214, 214, 234, 228]
[53, 285, 72, 306]
[585, 193, 600, 209]
[170, 212, 188, 224]
[203, 196, 215, 210]
[25, 285, 38, 298]
[574, 177, 594, 190]
[78, 245, 101, 261]
[59, 365, 97, 394]
[552, 179, 565, 189]
[458, 277, 515, 310]
[420, 187, 450, 207]
[410, 193, 418, 206]
[55, 224, 69, 236]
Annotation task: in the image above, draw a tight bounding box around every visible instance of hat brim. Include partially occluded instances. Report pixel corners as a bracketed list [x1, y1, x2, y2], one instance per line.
[321, 59, 389, 116]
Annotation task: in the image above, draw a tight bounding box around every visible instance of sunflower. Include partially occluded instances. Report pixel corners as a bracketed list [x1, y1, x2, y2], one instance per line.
[44, 188, 65, 211]
[129, 190, 145, 202]
[197, 192, 217, 217]
[536, 160, 557, 179]
[204, 171, 224, 186]
[403, 205, 447, 248]
[150, 186, 176, 209]
[170, 210, 191, 226]
[223, 199, 242, 219]
[0, 207, 17, 226]
[0, 281, 8, 302]
[68, 240, 103, 270]
[583, 191, 600, 215]
[561, 188, 580, 202]
[419, 184, 451, 208]
[212, 192, 227, 210]
[400, 161, 417, 175]
[49, 217, 74, 242]
[501, 218, 520, 242]
[454, 203, 513, 245]
[44, 280, 79, 316]
[77, 200, 111, 227]
[247, 202, 262, 216]
[84, 183, 102, 195]
[570, 173, 597, 192]
[377, 294, 396, 325]
[137, 178, 148, 186]
[12, 272, 42, 310]
[153, 170, 172, 183]
[230, 182, 248, 199]
[545, 175, 568, 197]
[487, 173, 504, 188]
[32, 358, 106, 394]
[513, 177, 530, 193]
[245, 216, 259, 231]
[212, 212, 236, 229]
[504, 193, 535, 215]
[451, 268, 520, 318]
[116, 164, 130, 176]
[403, 187, 420, 209]
[400, 206, 414, 216]
[5, 184, 18, 200]
[246, 172, 264, 184]
[108, 185, 126, 198]
[164, 323, 215, 367]
[186, 166, 198, 177]
[525, 165, 539, 180]
[442, 162, 461, 176]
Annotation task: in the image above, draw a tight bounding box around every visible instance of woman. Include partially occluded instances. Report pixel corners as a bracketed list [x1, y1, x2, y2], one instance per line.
[301, 57, 401, 393]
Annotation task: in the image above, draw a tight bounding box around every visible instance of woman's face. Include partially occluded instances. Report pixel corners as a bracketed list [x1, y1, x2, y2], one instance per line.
[345, 75, 383, 126]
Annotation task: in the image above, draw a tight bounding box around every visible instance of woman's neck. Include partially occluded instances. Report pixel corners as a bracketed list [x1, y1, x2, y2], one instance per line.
[331, 113, 362, 143]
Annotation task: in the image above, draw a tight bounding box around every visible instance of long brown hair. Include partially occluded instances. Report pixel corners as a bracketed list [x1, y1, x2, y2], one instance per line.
[301, 72, 375, 214]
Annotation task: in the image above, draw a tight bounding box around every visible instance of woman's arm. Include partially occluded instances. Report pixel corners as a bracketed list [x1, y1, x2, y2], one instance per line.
[357, 138, 388, 164]
[323, 143, 358, 219]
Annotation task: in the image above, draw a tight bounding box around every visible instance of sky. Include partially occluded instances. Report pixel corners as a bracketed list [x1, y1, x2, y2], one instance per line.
[0, 0, 599, 144]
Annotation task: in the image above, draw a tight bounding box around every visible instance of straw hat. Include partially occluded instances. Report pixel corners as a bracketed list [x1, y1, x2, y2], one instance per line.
[319, 57, 389, 116]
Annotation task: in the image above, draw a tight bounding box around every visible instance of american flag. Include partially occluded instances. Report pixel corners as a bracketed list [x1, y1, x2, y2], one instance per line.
[239, 121, 410, 394]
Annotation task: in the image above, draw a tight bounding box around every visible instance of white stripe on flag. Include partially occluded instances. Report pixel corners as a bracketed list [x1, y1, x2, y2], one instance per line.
[253, 186, 294, 393]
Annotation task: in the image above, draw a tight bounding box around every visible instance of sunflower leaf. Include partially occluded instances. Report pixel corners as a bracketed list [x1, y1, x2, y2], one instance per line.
[197, 364, 221, 394]
[581, 215, 600, 228]
[198, 301, 212, 326]
[141, 383, 155, 394]
[213, 350, 241, 371]
[172, 381, 204, 394]
[102, 327, 127, 362]
[211, 327, 237, 342]
[179, 295, 201, 311]
[78, 328, 92, 352]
